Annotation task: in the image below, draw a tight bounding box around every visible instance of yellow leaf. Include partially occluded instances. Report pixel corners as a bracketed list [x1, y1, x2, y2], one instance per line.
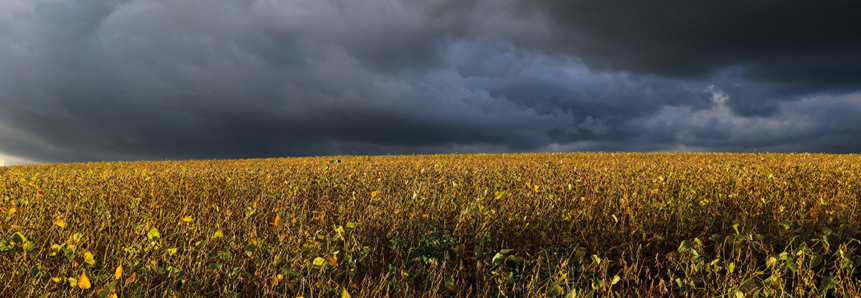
[341, 287, 351, 298]
[107, 293, 117, 298]
[313, 257, 326, 268]
[115, 265, 123, 280]
[84, 252, 96, 265]
[271, 214, 282, 227]
[78, 271, 91, 289]
[68, 232, 84, 244]
[182, 216, 193, 222]
[54, 219, 66, 228]
[146, 228, 160, 240]
[212, 230, 223, 239]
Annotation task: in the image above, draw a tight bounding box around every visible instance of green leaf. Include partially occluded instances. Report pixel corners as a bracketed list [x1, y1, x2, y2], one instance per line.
[209, 263, 221, 271]
[30, 263, 41, 276]
[821, 275, 834, 290]
[346, 222, 357, 231]
[785, 260, 796, 273]
[507, 255, 523, 263]
[0, 239, 12, 253]
[499, 249, 513, 254]
[548, 282, 563, 295]
[218, 250, 231, 259]
[281, 267, 300, 276]
[575, 249, 586, 260]
[63, 245, 76, 260]
[97, 282, 114, 298]
[741, 280, 759, 290]
[147, 228, 160, 240]
[764, 273, 780, 285]
[22, 241, 37, 252]
[678, 240, 692, 252]
[454, 244, 465, 258]
[492, 253, 506, 266]
[810, 255, 823, 268]
[245, 244, 257, 257]
[11, 232, 27, 244]
[766, 257, 777, 268]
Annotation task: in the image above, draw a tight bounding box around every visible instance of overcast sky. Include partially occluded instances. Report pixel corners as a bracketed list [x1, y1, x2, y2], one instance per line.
[2, 0, 861, 165]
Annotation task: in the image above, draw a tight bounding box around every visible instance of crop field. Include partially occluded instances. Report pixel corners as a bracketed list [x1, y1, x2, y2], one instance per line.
[0, 152, 860, 297]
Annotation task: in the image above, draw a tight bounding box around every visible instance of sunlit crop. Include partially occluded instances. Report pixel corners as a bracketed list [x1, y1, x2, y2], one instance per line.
[0, 152, 859, 297]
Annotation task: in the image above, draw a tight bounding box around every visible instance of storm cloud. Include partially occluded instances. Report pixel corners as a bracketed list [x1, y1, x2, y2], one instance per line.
[1, 0, 860, 164]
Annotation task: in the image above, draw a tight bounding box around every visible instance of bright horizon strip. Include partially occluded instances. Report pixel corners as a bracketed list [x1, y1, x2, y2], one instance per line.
[0, 153, 36, 166]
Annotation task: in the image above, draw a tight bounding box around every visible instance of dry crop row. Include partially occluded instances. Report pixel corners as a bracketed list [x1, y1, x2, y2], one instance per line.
[0, 152, 859, 297]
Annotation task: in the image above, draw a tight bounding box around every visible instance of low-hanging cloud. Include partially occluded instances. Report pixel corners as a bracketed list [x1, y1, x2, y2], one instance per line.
[0, 0, 860, 164]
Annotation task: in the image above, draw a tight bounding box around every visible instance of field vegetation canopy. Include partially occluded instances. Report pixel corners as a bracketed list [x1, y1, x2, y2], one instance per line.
[0, 152, 859, 297]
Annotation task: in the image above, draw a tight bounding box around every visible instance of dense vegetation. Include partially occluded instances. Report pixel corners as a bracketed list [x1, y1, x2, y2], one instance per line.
[0, 152, 859, 297]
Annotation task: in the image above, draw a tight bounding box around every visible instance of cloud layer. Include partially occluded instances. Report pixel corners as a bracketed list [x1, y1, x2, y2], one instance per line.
[1, 0, 860, 164]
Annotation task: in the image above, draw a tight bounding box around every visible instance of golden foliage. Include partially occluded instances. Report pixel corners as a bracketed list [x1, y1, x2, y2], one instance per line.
[0, 152, 859, 297]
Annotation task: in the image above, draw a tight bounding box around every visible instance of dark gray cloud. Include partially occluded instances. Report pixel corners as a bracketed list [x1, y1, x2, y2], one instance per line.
[1, 0, 860, 165]
[528, 0, 861, 79]
[522, 0, 861, 115]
